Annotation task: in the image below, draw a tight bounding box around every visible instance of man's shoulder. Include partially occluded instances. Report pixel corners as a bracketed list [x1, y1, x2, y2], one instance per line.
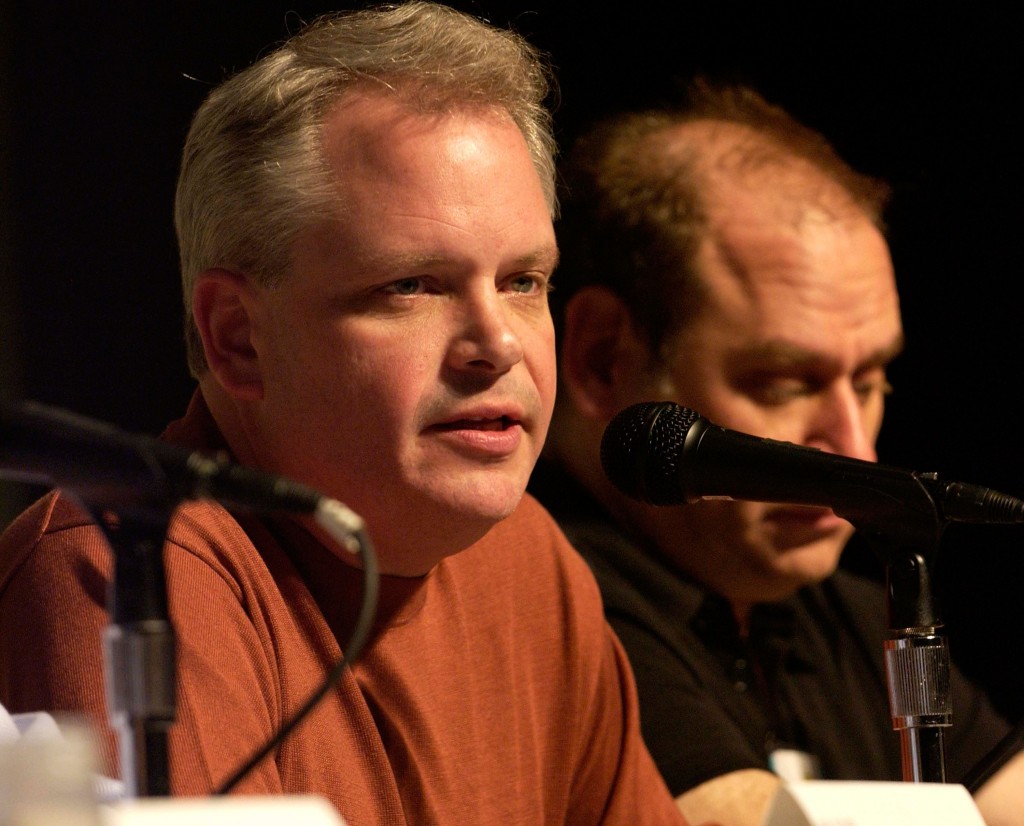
[0, 490, 99, 587]
[0, 487, 259, 595]
[3, 488, 94, 536]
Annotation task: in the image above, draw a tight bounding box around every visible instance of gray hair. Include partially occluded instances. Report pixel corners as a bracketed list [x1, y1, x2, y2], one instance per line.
[175, 1, 557, 377]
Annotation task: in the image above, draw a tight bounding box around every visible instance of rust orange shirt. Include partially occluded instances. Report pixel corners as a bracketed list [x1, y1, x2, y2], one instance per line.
[0, 392, 685, 825]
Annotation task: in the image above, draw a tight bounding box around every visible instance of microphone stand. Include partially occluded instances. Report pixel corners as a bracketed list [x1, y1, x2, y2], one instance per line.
[94, 503, 177, 798]
[2, 400, 369, 797]
[877, 544, 950, 783]
[851, 488, 950, 785]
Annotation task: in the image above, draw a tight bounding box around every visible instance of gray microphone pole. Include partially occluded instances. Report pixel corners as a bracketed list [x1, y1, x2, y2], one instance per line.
[862, 524, 951, 784]
[1, 400, 178, 797]
[832, 470, 952, 785]
[98, 505, 177, 798]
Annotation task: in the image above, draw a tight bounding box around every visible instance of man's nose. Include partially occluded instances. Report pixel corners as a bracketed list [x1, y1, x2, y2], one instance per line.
[806, 383, 878, 463]
[447, 290, 524, 374]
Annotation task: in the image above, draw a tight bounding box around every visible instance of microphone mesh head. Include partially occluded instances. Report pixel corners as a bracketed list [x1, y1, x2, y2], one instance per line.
[600, 401, 699, 505]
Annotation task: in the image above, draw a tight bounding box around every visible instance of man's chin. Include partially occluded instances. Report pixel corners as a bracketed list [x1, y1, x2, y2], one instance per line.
[424, 482, 527, 543]
[440, 467, 529, 515]
[773, 536, 847, 587]
[452, 496, 524, 533]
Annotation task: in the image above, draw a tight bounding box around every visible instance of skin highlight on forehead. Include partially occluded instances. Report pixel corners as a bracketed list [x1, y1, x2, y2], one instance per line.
[694, 151, 900, 320]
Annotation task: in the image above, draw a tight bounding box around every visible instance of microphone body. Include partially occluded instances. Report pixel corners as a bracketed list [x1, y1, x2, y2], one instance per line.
[600, 402, 1024, 542]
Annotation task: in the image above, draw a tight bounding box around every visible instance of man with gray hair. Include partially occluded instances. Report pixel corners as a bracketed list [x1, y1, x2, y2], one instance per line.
[0, 5, 688, 823]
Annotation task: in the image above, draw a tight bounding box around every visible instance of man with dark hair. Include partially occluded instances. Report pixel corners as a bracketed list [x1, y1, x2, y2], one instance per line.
[532, 80, 1024, 826]
[0, 5, 689, 823]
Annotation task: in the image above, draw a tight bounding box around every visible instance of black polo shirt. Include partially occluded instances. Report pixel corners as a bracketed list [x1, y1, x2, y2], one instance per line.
[528, 458, 1013, 795]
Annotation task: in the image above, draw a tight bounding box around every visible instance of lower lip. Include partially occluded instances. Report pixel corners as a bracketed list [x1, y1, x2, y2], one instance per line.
[429, 422, 523, 457]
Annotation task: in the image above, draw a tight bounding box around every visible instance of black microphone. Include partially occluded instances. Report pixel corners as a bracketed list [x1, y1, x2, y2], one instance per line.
[0, 399, 365, 545]
[600, 401, 1024, 537]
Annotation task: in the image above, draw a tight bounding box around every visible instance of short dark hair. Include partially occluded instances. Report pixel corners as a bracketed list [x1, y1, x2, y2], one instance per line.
[552, 78, 891, 358]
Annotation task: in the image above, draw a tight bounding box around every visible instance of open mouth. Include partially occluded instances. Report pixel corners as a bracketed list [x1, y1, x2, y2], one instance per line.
[435, 416, 515, 432]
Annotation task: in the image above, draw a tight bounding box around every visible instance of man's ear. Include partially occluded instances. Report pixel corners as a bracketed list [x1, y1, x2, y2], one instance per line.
[191, 268, 264, 401]
[559, 285, 654, 421]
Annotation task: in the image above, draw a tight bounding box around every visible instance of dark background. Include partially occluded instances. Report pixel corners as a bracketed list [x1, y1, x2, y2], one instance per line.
[2, 3, 1023, 722]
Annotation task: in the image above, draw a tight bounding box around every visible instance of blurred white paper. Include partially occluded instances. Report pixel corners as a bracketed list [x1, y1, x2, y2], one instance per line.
[101, 796, 347, 825]
[0, 709, 104, 825]
[761, 780, 985, 826]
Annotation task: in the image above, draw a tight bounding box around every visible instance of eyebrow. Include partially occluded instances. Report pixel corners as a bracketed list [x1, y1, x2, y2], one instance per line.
[731, 335, 906, 373]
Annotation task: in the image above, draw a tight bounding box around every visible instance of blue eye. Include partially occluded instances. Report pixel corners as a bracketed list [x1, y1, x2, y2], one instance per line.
[506, 274, 549, 295]
[385, 278, 423, 295]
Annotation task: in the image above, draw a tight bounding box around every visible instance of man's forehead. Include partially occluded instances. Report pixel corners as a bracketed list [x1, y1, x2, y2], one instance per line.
[668, 253, 904, 376]
[662, 121, 846, 199]
[688, 291, 905, 370]
[695, 181, 898, 309]
[708, 170, 871, 239]
[322, 87, 518, 158]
